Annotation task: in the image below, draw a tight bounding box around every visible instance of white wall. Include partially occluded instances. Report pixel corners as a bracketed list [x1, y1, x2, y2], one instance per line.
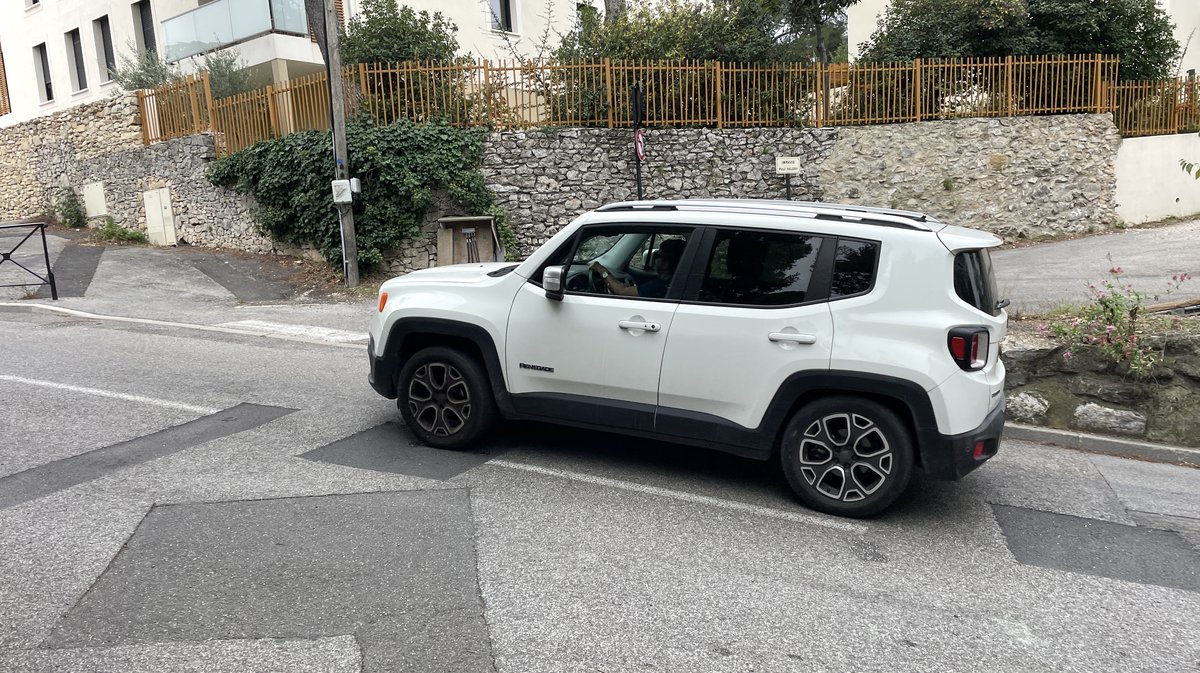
[1116, 133, 1200, 224]
[0, 0, 158, 127]
[846, 0, 888, 62]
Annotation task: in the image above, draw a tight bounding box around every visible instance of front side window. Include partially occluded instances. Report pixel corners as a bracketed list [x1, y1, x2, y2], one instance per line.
[699, 230, 824, 306]
[565, 226, 693, 299]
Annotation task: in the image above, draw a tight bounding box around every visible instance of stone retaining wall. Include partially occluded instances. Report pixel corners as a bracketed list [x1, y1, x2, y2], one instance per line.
[1002, 327, 1200, 447]
[482, 115, 1121, 258]
[2, 102, 1123, 270]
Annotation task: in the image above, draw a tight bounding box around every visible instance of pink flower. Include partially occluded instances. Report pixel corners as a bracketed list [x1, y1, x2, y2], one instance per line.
[1063, 350, 1074, 362]
[1105, 324, 1116, 333]
[1109, 266, 1123, 275]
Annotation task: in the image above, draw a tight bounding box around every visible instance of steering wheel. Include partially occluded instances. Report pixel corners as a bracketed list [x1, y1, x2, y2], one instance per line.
[588, 267, 612, 294]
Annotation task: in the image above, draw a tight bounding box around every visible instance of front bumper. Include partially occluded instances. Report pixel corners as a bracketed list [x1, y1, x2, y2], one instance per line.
[920, 397, 1005, 481]
[367, 335, 399, 399]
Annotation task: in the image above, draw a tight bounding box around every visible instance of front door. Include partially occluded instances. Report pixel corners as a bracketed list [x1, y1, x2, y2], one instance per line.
[505, 225, 696, 430]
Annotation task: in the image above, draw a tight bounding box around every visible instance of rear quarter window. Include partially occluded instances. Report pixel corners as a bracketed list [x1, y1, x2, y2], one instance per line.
[830, 238, 879, 298]
[954, 249, 1001, 316]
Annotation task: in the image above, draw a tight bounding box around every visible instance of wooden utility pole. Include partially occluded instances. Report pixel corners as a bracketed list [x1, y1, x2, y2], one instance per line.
[322, 0, 359, 287]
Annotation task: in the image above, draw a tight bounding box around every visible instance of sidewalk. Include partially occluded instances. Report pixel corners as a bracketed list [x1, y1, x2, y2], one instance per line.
[0, 225, 375, 341]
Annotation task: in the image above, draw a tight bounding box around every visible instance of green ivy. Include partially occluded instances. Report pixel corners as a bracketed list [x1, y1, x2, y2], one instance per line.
[206, 117, 513, 273]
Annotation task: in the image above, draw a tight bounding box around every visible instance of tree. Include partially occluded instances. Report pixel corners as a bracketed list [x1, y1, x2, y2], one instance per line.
[340, 0, 459, 64]
[196, 50, 258, 100]
[555, 0, 785, 63]
[860, 0, 1179, 81]
[110, 40, 180, 90]
[780, 1, 856, 65]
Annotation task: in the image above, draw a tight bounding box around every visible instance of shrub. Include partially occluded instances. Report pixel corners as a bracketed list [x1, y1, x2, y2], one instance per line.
[55, 188, 87, 229]
[1048, 262, 1191, 377]
[206, 117, 514, 274]
[93, 217, 148, 244]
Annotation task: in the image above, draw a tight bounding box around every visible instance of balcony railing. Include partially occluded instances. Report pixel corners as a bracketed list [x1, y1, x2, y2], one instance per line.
[162, 0, 308, 62]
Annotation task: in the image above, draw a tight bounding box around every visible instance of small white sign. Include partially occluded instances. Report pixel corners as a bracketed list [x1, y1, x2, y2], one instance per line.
[775, 156, 802, 175]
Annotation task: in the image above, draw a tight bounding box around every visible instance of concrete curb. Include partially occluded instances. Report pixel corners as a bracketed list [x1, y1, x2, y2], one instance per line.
[1005, 422, 1200, 466]
[0, 302, 363, 350]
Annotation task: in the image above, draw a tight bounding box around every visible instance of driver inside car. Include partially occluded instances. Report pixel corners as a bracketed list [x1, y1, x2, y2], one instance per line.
[589, 238, 686, 298]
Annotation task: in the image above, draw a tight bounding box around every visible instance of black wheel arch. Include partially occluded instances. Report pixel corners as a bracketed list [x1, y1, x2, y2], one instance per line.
[379, 318, 515, 416]
[762, 371, 940, 471]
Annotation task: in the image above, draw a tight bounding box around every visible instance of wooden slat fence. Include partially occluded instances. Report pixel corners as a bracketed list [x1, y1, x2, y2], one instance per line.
[139, 54, 1191, 155]
[1112, 77, 1200, 137]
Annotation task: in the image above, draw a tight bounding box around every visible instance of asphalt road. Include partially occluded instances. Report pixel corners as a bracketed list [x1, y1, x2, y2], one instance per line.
[1, 309, 1198, 673]
[991, 220, 1200, 315]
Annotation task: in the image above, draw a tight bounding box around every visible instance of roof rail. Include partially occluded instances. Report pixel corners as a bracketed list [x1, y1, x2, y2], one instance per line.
[595, 203, 679, 212]
[595, 199, 935, 232]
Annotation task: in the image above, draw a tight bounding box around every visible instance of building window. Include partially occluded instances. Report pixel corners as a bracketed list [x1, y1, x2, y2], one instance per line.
[65, 29, 88, 92]
[25, 0, 41, 9]
[33, 43, 53, 102]
[489, 0, 514, 32]
[0, 46, 10, 115]
[93, 16, 116, 83]
[133, 0, 157, 54]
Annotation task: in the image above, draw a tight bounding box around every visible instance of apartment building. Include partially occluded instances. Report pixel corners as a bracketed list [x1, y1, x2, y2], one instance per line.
[0, 0, 582, 128]
[847, 0, 1199, 75]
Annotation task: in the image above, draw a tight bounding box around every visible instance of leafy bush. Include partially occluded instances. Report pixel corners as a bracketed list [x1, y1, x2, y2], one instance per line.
[55, 188, 87, 229]
[110, 41, 181, 90]
[1047, 263, 1191, 377]
[94, 217, 148, 244]
[206, 117, 513, 273]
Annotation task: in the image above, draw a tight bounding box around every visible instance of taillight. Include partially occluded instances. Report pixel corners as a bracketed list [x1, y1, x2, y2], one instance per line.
[948, 327, 989, 370]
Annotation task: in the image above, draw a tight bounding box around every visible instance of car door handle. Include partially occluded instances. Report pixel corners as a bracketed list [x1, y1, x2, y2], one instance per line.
[768, 332, 817, 344]
[619, 320, 661, 332]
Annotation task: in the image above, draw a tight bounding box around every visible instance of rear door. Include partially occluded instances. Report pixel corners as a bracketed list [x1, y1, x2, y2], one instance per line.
[656, 227, 835, 439]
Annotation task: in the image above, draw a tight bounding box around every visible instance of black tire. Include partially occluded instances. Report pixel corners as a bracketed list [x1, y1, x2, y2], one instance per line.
[779, 396, 914, 518]
[396, 346, 496, 450]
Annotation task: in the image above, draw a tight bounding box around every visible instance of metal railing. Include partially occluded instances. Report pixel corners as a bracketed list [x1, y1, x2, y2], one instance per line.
[141, 53, 1199, 157]
[0, 223, 57, 300]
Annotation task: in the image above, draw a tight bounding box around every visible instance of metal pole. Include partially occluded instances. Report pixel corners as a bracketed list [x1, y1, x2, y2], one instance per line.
[785, 174, 791, 201]
[38, 223, 57, 300]
[323, 0, 359, 288]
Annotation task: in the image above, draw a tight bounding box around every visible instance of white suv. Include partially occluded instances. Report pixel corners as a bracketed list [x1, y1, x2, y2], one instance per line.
[368, 199, 1007, 517]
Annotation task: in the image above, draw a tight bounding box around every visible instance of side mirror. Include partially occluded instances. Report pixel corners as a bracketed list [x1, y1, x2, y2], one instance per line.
[543, 267, 564, 301]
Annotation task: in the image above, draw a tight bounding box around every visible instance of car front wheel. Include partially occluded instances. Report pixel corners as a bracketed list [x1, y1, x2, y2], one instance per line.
[397, 346, 496, 450]
[780, 397, 914, 517]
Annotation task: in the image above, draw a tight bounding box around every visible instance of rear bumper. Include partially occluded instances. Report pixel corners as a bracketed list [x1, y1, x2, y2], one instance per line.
[367, 335, 399, 399]
[920, 397, 1005, 480]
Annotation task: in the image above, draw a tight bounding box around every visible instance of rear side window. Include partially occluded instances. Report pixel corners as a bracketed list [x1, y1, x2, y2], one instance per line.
[830, 238, 879, 298]
[699, 230, 823, 306]
[954, 249, 1001, 316]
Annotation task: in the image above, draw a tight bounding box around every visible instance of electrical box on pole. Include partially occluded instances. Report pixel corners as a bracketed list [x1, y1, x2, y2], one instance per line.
[309, 0, 359, 287]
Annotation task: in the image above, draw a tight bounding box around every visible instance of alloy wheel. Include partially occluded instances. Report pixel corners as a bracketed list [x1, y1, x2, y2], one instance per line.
[797, 413, 893, 503]
[407, 362, 472, 437]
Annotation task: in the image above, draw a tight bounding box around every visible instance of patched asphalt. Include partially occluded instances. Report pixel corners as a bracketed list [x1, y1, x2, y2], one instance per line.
[44, 490, 494, 673]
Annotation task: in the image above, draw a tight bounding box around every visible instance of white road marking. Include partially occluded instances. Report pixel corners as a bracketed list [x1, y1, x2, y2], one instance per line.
[0, 303, 363, 350]
[213, 320, 368, 343]
[489, 459, 868, 533]
[0, 375, 220, 414]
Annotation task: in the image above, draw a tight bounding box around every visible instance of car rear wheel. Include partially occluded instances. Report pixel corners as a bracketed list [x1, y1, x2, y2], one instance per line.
[397, 346, 496, 450]
[780, 397, 914, 518]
